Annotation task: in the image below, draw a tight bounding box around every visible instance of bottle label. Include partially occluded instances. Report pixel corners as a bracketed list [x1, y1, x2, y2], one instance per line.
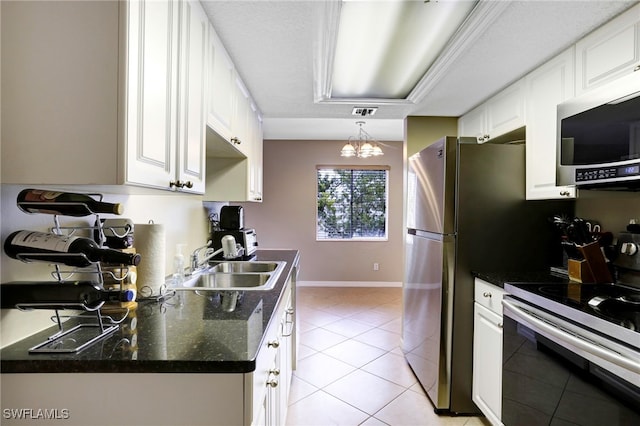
[20, 190, 64, 214]
[22, 190, 63, 202]
[10, 231, 76, 253]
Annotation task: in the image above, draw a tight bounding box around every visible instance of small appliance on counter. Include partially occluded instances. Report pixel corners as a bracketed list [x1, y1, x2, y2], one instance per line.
[211, 205, 258, 260]
[219, 205, 244, 230]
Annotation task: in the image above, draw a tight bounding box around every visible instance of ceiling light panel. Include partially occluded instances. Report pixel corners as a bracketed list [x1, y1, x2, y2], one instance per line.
[331, 0, 478, 100]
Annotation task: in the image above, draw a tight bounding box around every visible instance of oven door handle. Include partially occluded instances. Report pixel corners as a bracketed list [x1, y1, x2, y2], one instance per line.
[502, 299, 640, 374]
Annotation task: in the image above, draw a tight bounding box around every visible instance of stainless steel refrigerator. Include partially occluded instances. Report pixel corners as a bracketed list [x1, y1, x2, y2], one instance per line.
[402, 136, 571, 414]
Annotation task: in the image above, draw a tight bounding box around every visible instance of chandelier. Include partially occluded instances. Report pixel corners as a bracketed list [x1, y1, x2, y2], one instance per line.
[340, 121, 384, 158]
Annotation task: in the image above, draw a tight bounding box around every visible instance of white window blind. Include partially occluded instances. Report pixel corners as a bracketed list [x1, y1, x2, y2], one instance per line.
[316, 166, 388, 240]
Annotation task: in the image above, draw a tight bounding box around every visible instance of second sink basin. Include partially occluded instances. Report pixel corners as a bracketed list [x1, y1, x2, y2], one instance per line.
[187, 272, 271, 289]
[209, 261, 281, 273]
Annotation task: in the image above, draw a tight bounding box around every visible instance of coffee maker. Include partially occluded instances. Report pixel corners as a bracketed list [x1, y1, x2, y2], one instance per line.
[211, 206, 258, 259]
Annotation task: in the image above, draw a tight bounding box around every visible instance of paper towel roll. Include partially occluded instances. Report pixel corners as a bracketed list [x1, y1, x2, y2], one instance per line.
[134, 223, 166, 297]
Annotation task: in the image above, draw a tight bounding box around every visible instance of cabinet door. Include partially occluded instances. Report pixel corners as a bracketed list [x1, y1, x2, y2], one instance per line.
[485, 79, 525, 139]
[248, 106, 264, 202]
[473, 302, 503, 426]
[278, 288, 294, 423]
[232, 78, 253, 157]
[575, 3, 640, 95]
[125, 0, 180, 189]
[458, 105, 486, 143]
[176, 0, 208, 194]
[525, 48, 577, 200]
[207, 27, 235, 141]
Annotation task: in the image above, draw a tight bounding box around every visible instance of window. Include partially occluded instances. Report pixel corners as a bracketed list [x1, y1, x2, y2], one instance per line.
[316, 166, 389, 240]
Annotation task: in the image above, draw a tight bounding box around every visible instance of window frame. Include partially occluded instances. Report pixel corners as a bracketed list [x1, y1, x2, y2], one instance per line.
[315, 165, 390, 242]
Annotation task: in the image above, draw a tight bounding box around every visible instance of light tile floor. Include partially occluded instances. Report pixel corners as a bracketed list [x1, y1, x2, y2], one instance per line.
[286, 286, 491, 426]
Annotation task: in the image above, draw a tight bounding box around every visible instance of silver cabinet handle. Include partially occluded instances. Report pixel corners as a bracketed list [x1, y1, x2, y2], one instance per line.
[634, 64, 640, 72]
[230, 137, 241, 145]
[483, 292, 492, 298]
[269, 369, 280, 376]
[267, 379, 278, 388]
[559, 190, 571, 197]
[282, 307, 295, 337]
[268, 340, 280, 349]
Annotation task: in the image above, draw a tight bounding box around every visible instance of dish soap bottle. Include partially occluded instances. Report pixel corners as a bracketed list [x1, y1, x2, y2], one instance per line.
[172, 244, 186, 288]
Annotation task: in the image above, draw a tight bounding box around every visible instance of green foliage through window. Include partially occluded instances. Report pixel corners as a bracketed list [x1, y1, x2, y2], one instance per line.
[317, 167, 388, 240]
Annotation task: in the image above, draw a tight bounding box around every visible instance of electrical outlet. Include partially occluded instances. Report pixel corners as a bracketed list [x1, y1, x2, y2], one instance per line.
[373, 262, 379, 271]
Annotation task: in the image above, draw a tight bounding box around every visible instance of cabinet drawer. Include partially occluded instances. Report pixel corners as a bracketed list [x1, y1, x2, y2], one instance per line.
[474, 278, 506, 316]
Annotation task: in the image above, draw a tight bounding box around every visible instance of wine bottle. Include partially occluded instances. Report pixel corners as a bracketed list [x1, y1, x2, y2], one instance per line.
[4, 231, 142, 267]
[0, 281, 135, 310]
[17, 189, 123, 216]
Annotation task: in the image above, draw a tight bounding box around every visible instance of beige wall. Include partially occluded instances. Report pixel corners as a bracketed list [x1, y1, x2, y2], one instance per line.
[239, 139, 404, 285]
[0, 185, 211, 347]
[575, 190, 640, 232]
[405, 116, 458, 157]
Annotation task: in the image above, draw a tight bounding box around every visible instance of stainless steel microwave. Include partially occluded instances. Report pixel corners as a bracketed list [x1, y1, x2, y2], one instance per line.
[557, 71, 640, 189]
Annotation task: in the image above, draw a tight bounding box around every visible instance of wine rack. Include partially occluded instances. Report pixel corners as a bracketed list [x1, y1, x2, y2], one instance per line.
[12, 193, 134, 353]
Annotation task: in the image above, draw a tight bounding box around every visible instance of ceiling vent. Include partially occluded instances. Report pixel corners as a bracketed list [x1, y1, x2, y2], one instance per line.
[352, 107, 378, 116]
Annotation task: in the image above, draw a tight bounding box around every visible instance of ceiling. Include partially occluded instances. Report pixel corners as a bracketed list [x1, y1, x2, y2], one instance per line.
[201, 0, 638, 141]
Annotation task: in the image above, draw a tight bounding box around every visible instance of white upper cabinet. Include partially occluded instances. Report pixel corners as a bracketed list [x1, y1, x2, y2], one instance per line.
[232, 78, 254, 157]
[126, 0, 207, 193]
[575, 3, 640, 96]
[458, 105, 486, 143]
[204, 23, 264, 202]
[207, 26, 235, 142]
[458, 79, 526, 143]
[485, 80, 526, 141]
[125, 0, 180, 190]
[525, 48, 577, 200]
[176, 0, 209, 193]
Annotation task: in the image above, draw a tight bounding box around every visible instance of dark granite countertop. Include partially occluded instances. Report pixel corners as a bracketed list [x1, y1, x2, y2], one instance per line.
[0, 250, 299, 374]
[473, 269, 570, 288]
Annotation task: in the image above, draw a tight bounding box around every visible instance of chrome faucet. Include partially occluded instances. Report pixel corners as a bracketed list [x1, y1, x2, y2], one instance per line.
[190, 240, 223, 273]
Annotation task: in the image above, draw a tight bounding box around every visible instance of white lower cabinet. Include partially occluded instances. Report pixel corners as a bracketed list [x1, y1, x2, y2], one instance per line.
[473, 279, 506, 426]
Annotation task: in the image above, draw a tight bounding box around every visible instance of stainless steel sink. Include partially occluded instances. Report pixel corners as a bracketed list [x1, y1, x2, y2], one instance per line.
[179, 260, 286, 292]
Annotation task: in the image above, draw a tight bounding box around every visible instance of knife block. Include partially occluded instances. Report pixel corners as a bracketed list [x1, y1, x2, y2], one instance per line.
[570, 242, 613, 284]
[568, 259, 594, 283]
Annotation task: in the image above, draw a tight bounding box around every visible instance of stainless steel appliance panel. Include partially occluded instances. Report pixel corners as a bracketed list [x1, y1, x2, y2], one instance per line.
[403, 230, 455, 410]
[557, 71, 640, 188]
[406, 137, 457, 235]
[403, 137, 573, 414]
[502, 296, 640, 425]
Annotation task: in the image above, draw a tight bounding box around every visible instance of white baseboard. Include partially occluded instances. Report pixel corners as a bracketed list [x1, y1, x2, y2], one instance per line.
[298, 281, 402, 288]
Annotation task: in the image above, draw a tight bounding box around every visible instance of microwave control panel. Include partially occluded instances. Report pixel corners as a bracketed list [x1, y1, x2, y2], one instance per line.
[576, 164, 640, 182]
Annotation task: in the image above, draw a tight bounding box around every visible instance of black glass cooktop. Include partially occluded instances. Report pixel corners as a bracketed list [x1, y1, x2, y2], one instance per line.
[507, 281, 640, 334]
